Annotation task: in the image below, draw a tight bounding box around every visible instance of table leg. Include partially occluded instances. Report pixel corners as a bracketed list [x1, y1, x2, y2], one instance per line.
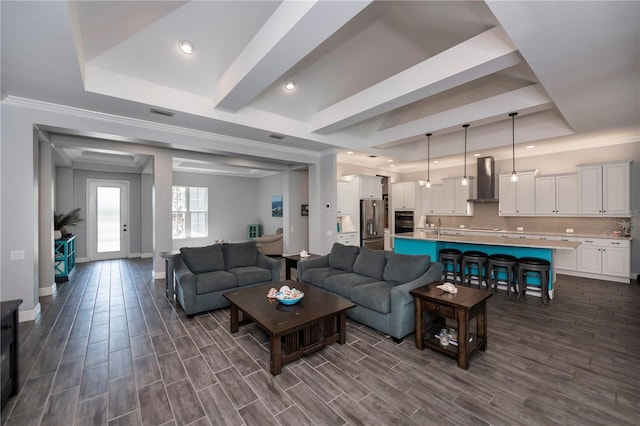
[164, 257, 170, 298]
[457, 309, 469, 370]
[338, 312, 347, 344]
[285, 258, 293, 280]
[477, 301, 488, 351]
[415, 298, 424, 350]
[270, 335, 282, 375]
[230, 304, 239, 333]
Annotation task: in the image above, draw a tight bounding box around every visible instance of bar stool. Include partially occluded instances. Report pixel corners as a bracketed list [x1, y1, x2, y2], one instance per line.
[462, 251, 489, 290]
[438, 248, 462, 285]
[487, 254, 518, 296]
[517, 257, 551, 304]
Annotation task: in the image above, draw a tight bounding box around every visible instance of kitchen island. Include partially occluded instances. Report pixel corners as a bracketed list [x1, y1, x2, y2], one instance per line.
[393, 231, 580, 298]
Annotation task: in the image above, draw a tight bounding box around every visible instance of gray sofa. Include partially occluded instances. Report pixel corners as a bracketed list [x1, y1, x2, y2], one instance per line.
[297, 243, 442, 341]
[174, 240, 281, 316]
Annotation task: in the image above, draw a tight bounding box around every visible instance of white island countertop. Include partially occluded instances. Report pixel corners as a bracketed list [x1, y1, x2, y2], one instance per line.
[394, 231, 581, 250]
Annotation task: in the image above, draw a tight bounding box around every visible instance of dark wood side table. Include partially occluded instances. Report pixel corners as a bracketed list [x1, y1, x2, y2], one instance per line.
[282, 253, 322, 280]
[1, 299, 22, 410]
[411, 282, 492, 369]
[160, 250, 180, 299]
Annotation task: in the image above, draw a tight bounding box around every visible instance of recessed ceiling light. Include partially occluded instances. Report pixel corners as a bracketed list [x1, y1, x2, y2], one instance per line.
[387, 159, 393, 162]
[390, 164, 395, 167]
[473, 153, 481, 157]
[284, 80, 295, 90]
[179, 40, 194, 54]
[346, 151, 354, 155]
[434, 160, 439, 163]
[526, 145, 535, 149]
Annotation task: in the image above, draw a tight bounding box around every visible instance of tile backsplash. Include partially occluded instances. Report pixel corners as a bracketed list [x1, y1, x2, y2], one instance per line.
[428, 203, 627, 237]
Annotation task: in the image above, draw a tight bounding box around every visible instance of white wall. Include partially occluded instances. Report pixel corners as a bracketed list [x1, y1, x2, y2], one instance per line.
[141, 174, 153, 256]
[286, 169, 309, 254]
[172, 172, 261, 247]
[257, 174, 284, 235]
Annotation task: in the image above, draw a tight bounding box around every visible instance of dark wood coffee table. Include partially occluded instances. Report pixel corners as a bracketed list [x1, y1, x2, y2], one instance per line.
[224, 281, 355, 375]
[411, 282, 492, 369]
[282, 253, 322, 280]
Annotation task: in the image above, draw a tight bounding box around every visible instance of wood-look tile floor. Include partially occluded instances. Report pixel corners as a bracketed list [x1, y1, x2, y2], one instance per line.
[2, 258, 639, 425]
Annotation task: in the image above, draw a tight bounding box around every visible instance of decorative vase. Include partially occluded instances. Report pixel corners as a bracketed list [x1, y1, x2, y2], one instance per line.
[54, 230, 63, 240]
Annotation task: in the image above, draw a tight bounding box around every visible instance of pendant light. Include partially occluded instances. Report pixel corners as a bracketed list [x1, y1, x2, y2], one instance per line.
[461, 124, 469, 186]
[426, 133, 432, 188]
[509, 112, 518, 182]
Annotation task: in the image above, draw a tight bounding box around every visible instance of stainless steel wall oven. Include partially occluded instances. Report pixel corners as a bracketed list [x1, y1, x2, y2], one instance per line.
[394, 211, 414, 234]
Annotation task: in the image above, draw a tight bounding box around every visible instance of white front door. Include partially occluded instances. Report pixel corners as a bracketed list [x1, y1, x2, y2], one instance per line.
[87, 180, 130, 260]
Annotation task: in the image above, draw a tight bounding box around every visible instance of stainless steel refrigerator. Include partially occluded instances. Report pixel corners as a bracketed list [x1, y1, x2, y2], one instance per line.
[360, 199, 385, 250]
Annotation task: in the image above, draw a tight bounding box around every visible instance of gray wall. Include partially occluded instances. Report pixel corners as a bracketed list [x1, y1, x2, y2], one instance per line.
[257, 174, 284, 235]
[172, 172, 261, 248]
[286, 170, 309, 255]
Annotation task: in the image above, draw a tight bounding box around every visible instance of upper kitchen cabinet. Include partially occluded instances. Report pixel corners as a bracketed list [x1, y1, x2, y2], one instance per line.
[535, 174, 578, 215]
[392, 182, 419, 209]
[358, 175, 383, 199]
[337, 181, 351, 215]
[498, 171, 535, 216]
[577, 161, 630, 216]
[441, 178, 474, 216]
[421, 184, 443, 215]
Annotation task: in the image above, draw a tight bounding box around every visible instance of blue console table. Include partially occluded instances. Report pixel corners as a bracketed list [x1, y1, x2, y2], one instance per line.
[54, 235, 76, 281]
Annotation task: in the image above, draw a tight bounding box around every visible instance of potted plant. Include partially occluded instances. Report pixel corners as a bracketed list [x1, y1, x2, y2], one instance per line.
[54, 208, 84, 239]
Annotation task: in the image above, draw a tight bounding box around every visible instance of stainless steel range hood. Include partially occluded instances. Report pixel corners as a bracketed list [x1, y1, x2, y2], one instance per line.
[467, 156, 498, 203]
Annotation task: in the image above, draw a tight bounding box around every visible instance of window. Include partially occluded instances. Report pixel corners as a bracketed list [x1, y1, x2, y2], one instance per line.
[172, 186, 208, 239]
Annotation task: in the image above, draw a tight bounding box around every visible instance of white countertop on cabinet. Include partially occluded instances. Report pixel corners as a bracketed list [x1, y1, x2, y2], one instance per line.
[395, 231, 581, 250]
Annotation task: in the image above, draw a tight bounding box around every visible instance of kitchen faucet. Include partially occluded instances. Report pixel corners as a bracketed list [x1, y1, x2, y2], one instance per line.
[437, 218, 441, 238]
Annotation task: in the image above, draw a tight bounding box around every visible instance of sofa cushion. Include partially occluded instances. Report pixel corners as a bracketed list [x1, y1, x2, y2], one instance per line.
[328, 243, 360, 272]
[229, 266, 272, 286]
[350, 281, 393, 314]
[222, 241, 258, 269]
[301, 267, 348, 289]
[180, 244, 224, 273]
[195, 270, 237, 295]
[383, 252, 431, 285]
[324, 273, 377, 298]
[352, 247, 387, 280]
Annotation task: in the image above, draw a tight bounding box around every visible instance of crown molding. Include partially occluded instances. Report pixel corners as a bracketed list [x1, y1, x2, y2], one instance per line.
[2, 96, 324, 159]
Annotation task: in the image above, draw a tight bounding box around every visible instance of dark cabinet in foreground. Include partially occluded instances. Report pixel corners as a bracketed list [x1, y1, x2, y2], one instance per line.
[1, 299, 22, 410]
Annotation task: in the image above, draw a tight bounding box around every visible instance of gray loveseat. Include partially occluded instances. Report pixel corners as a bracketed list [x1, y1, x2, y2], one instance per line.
[297, 243, 442, 341]
[174, 240, 281, 316]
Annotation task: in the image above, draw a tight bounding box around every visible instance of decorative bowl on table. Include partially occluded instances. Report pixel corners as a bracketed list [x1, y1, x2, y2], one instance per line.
[275, 290, 304, 305]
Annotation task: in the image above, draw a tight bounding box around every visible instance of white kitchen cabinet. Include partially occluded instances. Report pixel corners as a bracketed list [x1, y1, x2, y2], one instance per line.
[499, 172, 535, 216]
[548, 236, 577, 271]
[576, 237, 630, 282]
[337, 232, 358, 246]
[577, 161, 630, 216]
[431, 185, 443, 214]
[535, 174, 577, 215]
[441, 178, 474, 216]
[337, 181, 351, 215]
[392, 182, 419, 209]
[358, 175, 382, 199]
[421, 185, 432, 214]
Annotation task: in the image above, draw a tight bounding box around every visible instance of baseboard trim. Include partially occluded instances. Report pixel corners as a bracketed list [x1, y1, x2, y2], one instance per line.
[19, 303, 41, 322]
[557, 269, 630, 284]
[153, 271, 166, 280]
[128, 252, 141, 258]
[140, 252, 154, 259]
[76, 257, 89, 263]
[39, 282, 57, 297]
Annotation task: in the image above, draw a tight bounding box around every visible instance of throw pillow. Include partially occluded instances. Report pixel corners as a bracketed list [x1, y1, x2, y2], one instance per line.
[353, 246, 386, 280]
[328, 242, 360, 272]
[180, 244, 225, 273]
[383, 252, 430, 285]
[222, 240, 258, 269]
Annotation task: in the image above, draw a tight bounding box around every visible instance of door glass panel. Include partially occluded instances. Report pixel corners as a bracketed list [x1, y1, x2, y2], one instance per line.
[97, 187, 120, 252]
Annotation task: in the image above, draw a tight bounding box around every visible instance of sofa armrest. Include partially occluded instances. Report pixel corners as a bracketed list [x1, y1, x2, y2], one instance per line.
[296, 255, 329, 282]
[390, 262, 443, 309]
[256, 252, 281, 281]
[173, 255, 200, 315]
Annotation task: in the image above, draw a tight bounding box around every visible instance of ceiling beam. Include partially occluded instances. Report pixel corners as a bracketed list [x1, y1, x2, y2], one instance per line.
[310, 27, 521, 135]
[370, 84, 552, 148]
[212, 0, 372, 112]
